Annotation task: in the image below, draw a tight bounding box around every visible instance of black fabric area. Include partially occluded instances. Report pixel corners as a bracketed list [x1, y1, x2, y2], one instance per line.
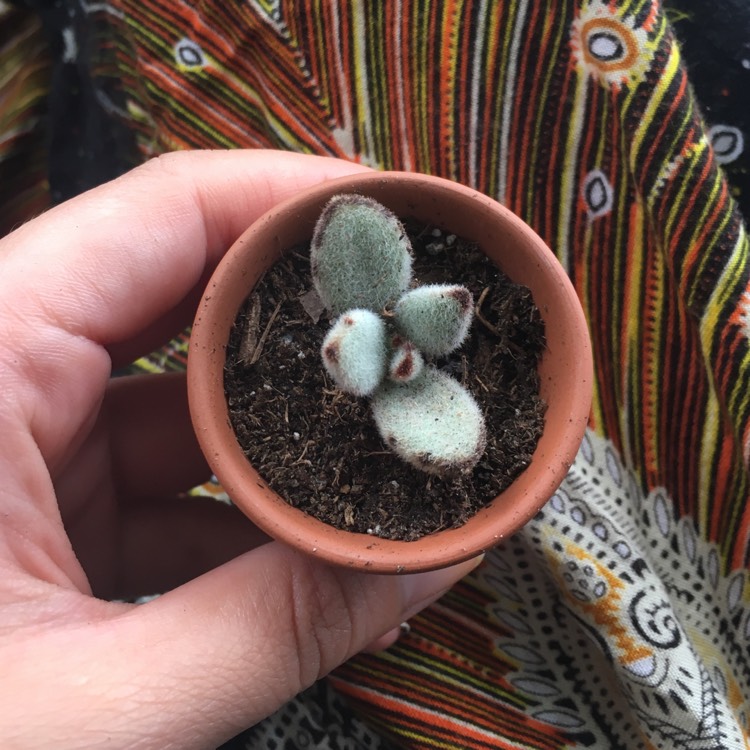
[667, 0, 750, 217]
[15, 0, 138, 204]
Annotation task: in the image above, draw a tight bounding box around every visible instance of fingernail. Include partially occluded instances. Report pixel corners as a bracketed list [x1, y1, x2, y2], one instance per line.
[399, 554, 484, 620]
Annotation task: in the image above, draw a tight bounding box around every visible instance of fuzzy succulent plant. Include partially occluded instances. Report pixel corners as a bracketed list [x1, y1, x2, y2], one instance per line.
[311, 193, 486, 476]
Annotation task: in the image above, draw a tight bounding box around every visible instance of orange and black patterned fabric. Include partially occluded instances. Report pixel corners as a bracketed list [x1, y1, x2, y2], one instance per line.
[3, 1, 750, 747]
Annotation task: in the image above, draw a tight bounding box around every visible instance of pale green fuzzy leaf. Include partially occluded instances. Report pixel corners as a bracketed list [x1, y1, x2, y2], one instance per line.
[321, 309, 387, 396]
[310, 194, 412, 315]
[394, 284, 473, 356]
[371, 367, 486, 475]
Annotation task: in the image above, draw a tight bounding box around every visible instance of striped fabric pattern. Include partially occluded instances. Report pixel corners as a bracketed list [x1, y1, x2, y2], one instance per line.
[17, 0, 750, 746]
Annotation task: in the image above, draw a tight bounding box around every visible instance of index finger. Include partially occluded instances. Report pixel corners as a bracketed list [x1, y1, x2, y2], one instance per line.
[1, 150, 368, 351]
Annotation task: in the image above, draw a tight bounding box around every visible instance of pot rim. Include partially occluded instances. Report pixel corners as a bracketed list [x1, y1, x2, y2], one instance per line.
[188, 171, 592, 573]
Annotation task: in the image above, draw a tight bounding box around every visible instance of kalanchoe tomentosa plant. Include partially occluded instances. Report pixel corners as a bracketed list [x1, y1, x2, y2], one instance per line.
[310, 194, 487, 476]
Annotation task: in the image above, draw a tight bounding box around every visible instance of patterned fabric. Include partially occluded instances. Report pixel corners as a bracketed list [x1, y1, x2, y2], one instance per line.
[666, 0, 750, 220]
[4, 0, 750, 747]
[220, 681, 398, 750]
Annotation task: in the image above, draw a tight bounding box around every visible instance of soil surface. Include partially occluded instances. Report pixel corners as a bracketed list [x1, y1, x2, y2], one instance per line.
[224, 220, 546, 541]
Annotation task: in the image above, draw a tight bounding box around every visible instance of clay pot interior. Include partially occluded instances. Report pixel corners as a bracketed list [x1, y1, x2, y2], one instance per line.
[188, 172, 592, 573]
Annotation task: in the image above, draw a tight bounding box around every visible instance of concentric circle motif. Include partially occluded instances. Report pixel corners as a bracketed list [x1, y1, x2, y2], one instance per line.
[582, 169, 614, 219]
[571, 1, 657, 91]
[708, 125, 744, 166]
[174, 38, 207, 72]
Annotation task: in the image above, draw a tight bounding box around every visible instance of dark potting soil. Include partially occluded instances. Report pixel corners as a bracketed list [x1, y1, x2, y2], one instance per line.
[223, 220, 547, 541]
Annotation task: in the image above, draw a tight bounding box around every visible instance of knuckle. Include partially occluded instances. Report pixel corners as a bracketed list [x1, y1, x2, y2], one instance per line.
[283, 564, 362, 689]
[135, 151, 191, 182]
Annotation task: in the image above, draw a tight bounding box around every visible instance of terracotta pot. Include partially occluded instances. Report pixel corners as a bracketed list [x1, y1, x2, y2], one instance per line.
[188, 171, 592, 573]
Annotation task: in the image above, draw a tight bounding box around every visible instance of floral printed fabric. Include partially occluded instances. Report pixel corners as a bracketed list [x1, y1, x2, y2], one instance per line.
[3, 0, 750, 747]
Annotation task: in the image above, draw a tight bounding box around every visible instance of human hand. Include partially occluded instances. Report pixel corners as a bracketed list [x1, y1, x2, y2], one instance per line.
[0, 151, 480, 749]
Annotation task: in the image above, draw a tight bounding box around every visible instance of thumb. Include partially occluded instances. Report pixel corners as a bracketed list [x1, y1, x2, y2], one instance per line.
[121, 543, 481, 747]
